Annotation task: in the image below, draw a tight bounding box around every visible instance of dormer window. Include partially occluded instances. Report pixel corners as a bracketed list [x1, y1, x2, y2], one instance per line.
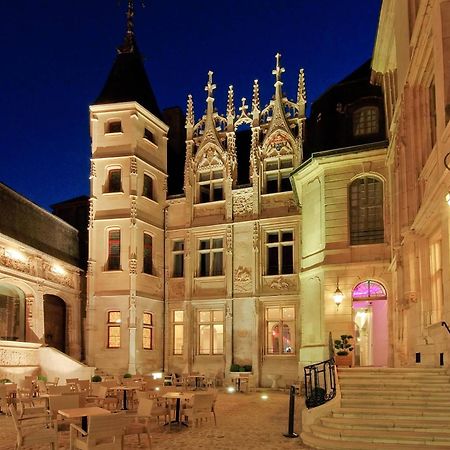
[106, 168, 122, 193]
[353, 107, 379, 136]
[106, 121, 122, 134]
[264, 156, 292, 194]
[144, 128, 155, 143]
[197, 168, 224, 203]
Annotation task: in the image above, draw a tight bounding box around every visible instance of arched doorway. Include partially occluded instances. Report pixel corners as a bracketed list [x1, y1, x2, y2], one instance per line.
[352, 280, 388, 367]
[43, 295, 66, 353]
[0, 284, 25, 341]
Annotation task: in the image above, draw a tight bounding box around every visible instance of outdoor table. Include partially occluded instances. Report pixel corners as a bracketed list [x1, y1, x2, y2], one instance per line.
[162, 392, 194, 428]
[111, 385, 139, 410]
[58, 406, 110, 432]
[232, 376, 249, 392]
[187, 375, 205, 390]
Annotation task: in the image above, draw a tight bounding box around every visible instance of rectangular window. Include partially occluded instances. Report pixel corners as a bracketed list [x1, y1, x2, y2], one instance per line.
[144, 128, 154, 143]
[142, 174, 154, 200]
[198, 238, 223, 277]
[198, 309, 223, 355]
[430, 235, 443, 324]
[198, 168, 224, 203]
[265, 306, 295, 355]
[107, 169, 122, 193]
[143, 233, 153, 275]
[172, 310, 184, 355]
[107, 229, 121, 271]
[264, 157, 292, 194]
[142, 312, 153, 350]
[107, 121, 122, 134]
[107, 311, 121, 348]
[172, 240, 184, 277]
[265, 231, 294, 275]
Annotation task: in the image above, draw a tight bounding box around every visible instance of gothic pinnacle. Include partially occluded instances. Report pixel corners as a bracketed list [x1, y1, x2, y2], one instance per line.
[252, 79, 260, 112]
[227, 85, 235, 119]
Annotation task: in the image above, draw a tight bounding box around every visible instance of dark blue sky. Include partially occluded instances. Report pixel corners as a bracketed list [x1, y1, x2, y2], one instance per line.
[1, 0, 381, 211]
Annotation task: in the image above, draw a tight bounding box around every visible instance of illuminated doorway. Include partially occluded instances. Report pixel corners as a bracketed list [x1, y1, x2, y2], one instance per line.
[352, 280, 388, 367]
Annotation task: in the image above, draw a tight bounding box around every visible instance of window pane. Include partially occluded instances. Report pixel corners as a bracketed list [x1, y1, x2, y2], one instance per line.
[108, 121, 122, 133]
[199, 311, 210, 323]
[199, 185, 210, 203]
[281, 231, 293, 242]
[199, 172, 210, 182]
[212, 252, 223, 276]
[143, 234, 152, 274]
[267, 233, 279, 244]
[280, 175, 292, 192]
[267, 308, 280, 320]
[280, 158, 293, 169]
[173, 254, 184, 277]
[199, 253, 210, 276]
[213, 324, 223, 354]
[212, 239, 223, 249]
[108, 170, 122, 193]
[200, 240, 210, 250]
[212, 184, 223, 201]
[108, 326, 120, 348]
[143, 312, 152, 325]
[266, 160, 278, 171]
[173, 241, 184, 251]
[108, 311, 121, 323]
[268, 247, 279, 275]
[212, 170, 223, 180]
[281, 245, 293, 274]
[282, 307, 295, 320]
[174, 310, 184, 322]
[143, 327, 152, 350]
[108, 230, 121, 270]
[199, 324, 211, 354]
[266, 173, 278, 194]
[143, 175, 153, 199]
[267, 322, 279, 354]
[213, 310, 223, 322]
[282, 324, 293, 353]
[173, 324, 183, 355]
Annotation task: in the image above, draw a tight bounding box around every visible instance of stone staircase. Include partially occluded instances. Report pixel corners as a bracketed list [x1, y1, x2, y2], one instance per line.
[301, 367, 450, 449]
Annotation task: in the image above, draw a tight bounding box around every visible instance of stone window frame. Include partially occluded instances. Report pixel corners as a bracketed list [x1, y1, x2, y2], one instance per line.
[197, 309, 224, 356]
[196, 166, 224, 203]
[104, 166, 123, 194]
[263, 155, 293, 194]
[264, 304, 296, 356]
[105, 119, 123, 134]
[142, 311, 153, 350]
[264, 229, 294, 276]
[143, 232, 153, 275]
[197, 236, 224, 277]
[171, 310, 184, 355]
[107, 310, 121, 349]
[142, 173, 155, 201]
[171, 240, 184, 278]
[106, 228, 121, 271]
[352, 106, 380, 136]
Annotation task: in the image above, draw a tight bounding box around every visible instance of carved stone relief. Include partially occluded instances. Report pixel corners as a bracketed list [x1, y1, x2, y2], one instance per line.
[233, 188, 253, 217]
[267, 276, 290, 290]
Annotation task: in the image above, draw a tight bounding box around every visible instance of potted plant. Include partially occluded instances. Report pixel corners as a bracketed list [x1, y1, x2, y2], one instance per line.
[91, 375, 102, 383]
[334, 334, 354, 367]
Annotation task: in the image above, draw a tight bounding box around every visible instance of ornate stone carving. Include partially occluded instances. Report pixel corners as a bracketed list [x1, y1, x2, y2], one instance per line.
[233, 188, 253, 216]
[42, 262, 75, 288]
[130, 157, 137, 175]
[252, 222, 259, 251]
[131, 197, 137, 225]
[226, 226, 232, 254]
[88, 199, 94, 229]
[89, 160, 96, 178]
[87, 260, 95, 276]
[234, 266, 251, 282]
[129, 257, 137, 274]
[0, 249, 33, 275]
[269, 276, 290, 290]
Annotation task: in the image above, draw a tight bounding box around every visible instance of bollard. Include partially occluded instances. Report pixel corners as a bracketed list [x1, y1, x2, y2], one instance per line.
[283, 385, 299, 438]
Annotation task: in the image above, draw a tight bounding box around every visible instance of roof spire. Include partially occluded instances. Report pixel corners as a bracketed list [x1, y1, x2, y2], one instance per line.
[118, 1, 137, 54]
[272, 52, 285, 85]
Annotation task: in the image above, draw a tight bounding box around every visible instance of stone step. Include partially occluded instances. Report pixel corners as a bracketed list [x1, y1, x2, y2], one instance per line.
[342, 389, 450, 399]
[341, 397, 450, 408]
[333, 406, 450, 419]
[338, 367, 448, 373]
[339, 380, 450, 389]
[311, 423, 450, 445]
[301, 432, 450, 450]
[321, 416, 450, 433]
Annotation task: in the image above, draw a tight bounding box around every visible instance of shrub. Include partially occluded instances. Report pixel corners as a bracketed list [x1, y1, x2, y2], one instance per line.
[0, 378, 12, 383]
[243, 365, 252, 372]
[334, 334, 354, 356]
[123, 373, 132, 378]
[230, 364, 240, 372]
[91, 375, 102, 382]
[37, 375, 47, 382]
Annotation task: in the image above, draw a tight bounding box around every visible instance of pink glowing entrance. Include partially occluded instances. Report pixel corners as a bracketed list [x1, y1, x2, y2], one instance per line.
[352, 280, 388, 367]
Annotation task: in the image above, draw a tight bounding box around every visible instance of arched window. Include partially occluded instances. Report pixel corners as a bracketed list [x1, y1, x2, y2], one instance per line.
[349, 177, 384, 245]
[352, 280, 387, 300]
[107, 229, 121, 270]
[142, 174, 154, 200]
[143, 233, 153, 275]
[353, 107, 379, 136]
[106, 168, 122, 193]
[0, 285, 25, 341]
[197, 167, 224, 203]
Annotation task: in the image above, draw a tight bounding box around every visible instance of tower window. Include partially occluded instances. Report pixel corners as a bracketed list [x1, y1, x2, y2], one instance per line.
[353, 107, 379, 136]
[143, 233, 153, 275]
[144, 128, 154, 143]
[106, 169, 122, 193]
[107, 229, 121, 271]
[143, 174, 154, 200]
[106, 121, 122, 134]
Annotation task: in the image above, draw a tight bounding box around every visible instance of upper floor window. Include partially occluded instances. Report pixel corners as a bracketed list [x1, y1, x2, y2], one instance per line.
[106, 121, 122, 134]
[143, 174, 154, 200]
[172, 240, 184, 278]
[353, 107, 379, 136]
[349, 177, 384, 245]
[143, 233, 153, 275]
[266, 230, 294, 275]
[198, 310, 224, 355]
[107, 229, 121, 271]
[265, 306, 295, 355]
[264, 156, 292, 194]
[107, 311, 121, 348]
[198, 168, 224, 203]
[172, 310, 184, 355]
[106, 168, 122, 193]
[198, 238, 223, 277]
[142, 312, 153, 350]
[144, 128, 155, 143]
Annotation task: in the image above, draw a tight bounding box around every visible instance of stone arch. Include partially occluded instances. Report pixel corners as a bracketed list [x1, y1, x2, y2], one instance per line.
[0, 283, 26, 342]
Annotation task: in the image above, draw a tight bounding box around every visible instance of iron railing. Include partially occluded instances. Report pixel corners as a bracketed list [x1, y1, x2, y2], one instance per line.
[304, 357, 336, 409]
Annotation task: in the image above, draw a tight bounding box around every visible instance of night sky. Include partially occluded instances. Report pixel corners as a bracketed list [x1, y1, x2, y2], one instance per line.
[1, 1, 381, 211]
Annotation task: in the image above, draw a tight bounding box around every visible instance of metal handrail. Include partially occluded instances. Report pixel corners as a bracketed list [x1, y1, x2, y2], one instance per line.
[442, 322, 450, 334]
[304, 357, 336, 409]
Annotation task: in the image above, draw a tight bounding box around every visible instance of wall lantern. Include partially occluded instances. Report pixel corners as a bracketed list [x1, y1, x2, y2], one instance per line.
[333, 278, 344, 309]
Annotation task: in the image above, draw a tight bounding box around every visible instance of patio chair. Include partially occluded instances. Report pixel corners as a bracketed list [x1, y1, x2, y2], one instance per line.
[9, 404, 58, 450]
[48, 393, 80, 430]
[122, 398, 153, 448]
[183, 393, 215, 427]
[69, 412, 130, 450]
[47, 385, 72, 395]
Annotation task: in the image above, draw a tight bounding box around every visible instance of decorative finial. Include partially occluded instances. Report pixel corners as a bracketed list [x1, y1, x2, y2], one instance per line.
[186, 94, 194, 127]
[227, 85, 235, 118]
[118, 0, 136, 54]
[205, 70, 216, 99]
[252, 79, 260, 111]
[239, 97, 248, 116]
[272, 52, 285, 83]
[297, 68, 306, 104]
